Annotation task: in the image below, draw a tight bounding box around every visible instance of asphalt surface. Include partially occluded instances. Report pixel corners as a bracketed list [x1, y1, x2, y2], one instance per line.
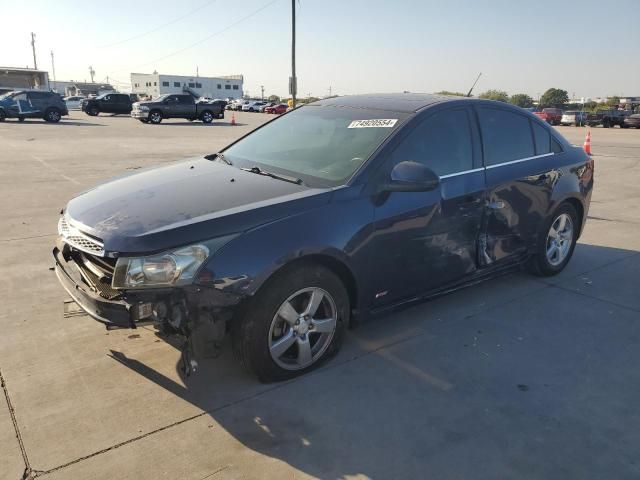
[1, 111, 639, 480]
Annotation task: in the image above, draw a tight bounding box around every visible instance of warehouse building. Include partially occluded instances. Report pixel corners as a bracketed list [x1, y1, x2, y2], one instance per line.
[130, 72, 243, 99]
[0, 66, 49, 93]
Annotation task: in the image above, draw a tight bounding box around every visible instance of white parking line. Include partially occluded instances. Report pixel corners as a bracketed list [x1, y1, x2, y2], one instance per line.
[31, 154, 82, 185]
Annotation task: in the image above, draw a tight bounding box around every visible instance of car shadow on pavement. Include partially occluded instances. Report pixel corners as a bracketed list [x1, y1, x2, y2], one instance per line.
[105, 242, 640, 479]
[5, 120, 106, 126]
[149, 121, 248, 127]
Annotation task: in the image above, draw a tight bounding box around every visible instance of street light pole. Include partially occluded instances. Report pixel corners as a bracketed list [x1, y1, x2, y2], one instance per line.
[50, 51, 57, 92]
[31, 32, 37, 69]
[290, 0, 297, 108]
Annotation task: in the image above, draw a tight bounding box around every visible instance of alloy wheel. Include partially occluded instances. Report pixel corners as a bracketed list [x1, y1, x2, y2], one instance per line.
[546, 213, 574, 266]
[268, 287, 338, 370]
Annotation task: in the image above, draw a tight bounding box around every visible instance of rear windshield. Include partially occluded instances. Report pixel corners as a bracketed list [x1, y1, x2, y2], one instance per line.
[222, 105, 409, 187]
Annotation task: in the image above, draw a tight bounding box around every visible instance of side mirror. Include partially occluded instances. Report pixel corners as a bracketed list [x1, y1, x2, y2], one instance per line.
[380, 161, 440, 193]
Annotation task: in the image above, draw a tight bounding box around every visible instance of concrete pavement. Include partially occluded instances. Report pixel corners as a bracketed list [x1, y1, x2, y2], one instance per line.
[0, 113, 638, 479]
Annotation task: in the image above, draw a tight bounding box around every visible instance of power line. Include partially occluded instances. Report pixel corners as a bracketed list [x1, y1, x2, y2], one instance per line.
[116, 0, 280, 73]
[99, 0, 217, 48]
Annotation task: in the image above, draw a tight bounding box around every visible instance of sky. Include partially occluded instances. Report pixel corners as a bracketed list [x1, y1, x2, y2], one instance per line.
[1, 0, 639, 99]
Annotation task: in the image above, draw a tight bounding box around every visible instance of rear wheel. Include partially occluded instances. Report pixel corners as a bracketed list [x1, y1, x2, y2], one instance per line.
[527, 203, 579, 276]
[232, 264, 349, 382]
[44, 108, 62, 123]
[87, 106, 99, 116]
[201, 110, 214, 123]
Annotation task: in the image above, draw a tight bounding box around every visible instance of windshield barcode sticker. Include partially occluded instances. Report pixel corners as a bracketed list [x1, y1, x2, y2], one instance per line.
[348, 119, 398, 128]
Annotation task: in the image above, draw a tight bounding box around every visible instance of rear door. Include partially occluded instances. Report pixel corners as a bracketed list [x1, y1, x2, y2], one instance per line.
[370, 105, 485, 306]
[476, 106, 562, 265]
[26, 92, 49, 114]
[176, 95, 195, 117]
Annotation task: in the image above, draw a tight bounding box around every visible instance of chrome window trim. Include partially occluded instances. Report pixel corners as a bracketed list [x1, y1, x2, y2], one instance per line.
[485, 152, 554, 170]
[438, 152, 555, 180]
[439, 167, 484, 179]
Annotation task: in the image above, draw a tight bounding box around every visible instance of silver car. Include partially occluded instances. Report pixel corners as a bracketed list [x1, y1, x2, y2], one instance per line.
[561, 111, 588, 126]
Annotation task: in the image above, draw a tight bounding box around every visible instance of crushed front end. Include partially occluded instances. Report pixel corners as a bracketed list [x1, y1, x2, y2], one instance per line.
[53, 215, 239, 375]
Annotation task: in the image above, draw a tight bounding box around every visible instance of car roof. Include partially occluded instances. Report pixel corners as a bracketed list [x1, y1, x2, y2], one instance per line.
[312, 93, 470, 113]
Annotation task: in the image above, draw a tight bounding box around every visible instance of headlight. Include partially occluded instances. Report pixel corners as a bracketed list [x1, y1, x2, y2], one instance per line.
[138, 105, 149, 111]
[112, 236, 235, 289]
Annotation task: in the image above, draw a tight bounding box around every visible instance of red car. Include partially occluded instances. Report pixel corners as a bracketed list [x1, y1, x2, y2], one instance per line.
[534, 108, 563, 125]
[264, 104, 288, 114]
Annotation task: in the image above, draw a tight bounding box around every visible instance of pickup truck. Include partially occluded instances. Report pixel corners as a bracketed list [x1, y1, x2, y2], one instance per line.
[534, 108, 563, 125]
[82, 93, 132, 116]
[131, 94, 223, 124]
[587, 109, 628, 128]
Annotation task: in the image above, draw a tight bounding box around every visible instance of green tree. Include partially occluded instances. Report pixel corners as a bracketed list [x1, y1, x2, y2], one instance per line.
[509, 93, 534, 108]
[478, 89, 509, 102]
[435, 90, 466, 97]
[606, 96, 620, 107]
[539, 88, 569, 108]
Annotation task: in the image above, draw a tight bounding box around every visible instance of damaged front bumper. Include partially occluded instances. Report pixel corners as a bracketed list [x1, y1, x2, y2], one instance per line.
[54, 244, 159, 328]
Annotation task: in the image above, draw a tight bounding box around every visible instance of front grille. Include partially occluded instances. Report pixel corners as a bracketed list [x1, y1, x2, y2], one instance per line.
[58, 216, 105, 257]
[69, 249, 121, 300]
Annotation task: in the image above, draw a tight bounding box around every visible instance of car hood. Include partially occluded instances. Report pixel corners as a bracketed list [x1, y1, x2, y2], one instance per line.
[65, 158, 330, 254]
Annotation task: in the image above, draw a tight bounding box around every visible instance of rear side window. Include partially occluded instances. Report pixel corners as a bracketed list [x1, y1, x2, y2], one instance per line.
[532, 121, 551, 155]
[477, 107, 534, 166]
[391, 108, 473, 176]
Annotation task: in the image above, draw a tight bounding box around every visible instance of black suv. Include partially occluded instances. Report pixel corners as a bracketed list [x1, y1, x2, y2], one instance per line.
[82, 93, 133, 116]
[0, 90, 68, 122]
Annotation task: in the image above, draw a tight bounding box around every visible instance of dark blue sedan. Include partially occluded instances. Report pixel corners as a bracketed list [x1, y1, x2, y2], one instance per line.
[53, 94, 593, 381]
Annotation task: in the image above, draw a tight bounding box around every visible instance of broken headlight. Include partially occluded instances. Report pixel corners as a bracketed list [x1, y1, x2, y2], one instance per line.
[112, 236, 235, 289]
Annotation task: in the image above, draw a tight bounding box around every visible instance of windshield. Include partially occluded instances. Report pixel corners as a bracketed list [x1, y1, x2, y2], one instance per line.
[154, 94, 170, 102]
[222, 105, 409, 187]
[0, 92, 15, 100]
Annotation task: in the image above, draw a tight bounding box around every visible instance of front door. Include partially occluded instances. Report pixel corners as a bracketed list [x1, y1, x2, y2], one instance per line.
[369, 106, 485, 307]
[475, 106, 561, 265]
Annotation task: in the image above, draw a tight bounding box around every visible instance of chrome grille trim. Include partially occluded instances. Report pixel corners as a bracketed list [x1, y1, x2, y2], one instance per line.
[58, 216, 105, 257]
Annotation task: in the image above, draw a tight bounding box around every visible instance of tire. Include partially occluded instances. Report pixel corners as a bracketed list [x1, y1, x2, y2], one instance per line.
[232, 263, 349, 382]
[44, 108, 62, 123]
[527, 202, 579, 277]
[0, 110, 5, 122]
[148, 110, 163, 124]
[200, 110, 214, 123]
[87, 106, 99, 116]
[18, 116, 25, 122]
[603, 119, 610, 128]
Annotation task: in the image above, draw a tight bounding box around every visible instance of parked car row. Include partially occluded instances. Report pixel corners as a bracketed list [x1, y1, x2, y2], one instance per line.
[533, 106, 636, 128]
[226, 99, 289, 114]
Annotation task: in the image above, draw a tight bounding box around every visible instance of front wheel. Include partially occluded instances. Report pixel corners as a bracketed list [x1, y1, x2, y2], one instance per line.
[148, 110, 163, 124]
[87, 106, 99, 116]
[232, 264, 349, 382]
[527, 203, 579, 276]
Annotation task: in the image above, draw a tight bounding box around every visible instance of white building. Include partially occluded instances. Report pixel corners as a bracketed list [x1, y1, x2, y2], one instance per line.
[130, 72, 243, 100]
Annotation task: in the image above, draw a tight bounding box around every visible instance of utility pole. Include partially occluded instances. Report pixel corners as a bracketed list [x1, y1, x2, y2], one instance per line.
[328, 86, 332, 97]
[50, 51, 57, 91]
[290, 0, 297, 108]
[31, 33, 37, 69]
[196, 65, 199, 77]
[89, 66, 95, 83]
[106, 75, 110, 85]
[261, 85, 265, 100]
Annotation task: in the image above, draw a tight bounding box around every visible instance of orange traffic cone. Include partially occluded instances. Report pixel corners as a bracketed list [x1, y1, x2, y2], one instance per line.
[583, 129, 592, 155]
[231, 112, 236, 126]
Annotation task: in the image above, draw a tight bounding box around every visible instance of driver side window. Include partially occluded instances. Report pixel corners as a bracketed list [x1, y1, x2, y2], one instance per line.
[391, 108, 473, 177]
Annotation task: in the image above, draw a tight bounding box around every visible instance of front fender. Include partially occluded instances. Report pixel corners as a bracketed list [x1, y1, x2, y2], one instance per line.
[196, 186, 374, 312]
